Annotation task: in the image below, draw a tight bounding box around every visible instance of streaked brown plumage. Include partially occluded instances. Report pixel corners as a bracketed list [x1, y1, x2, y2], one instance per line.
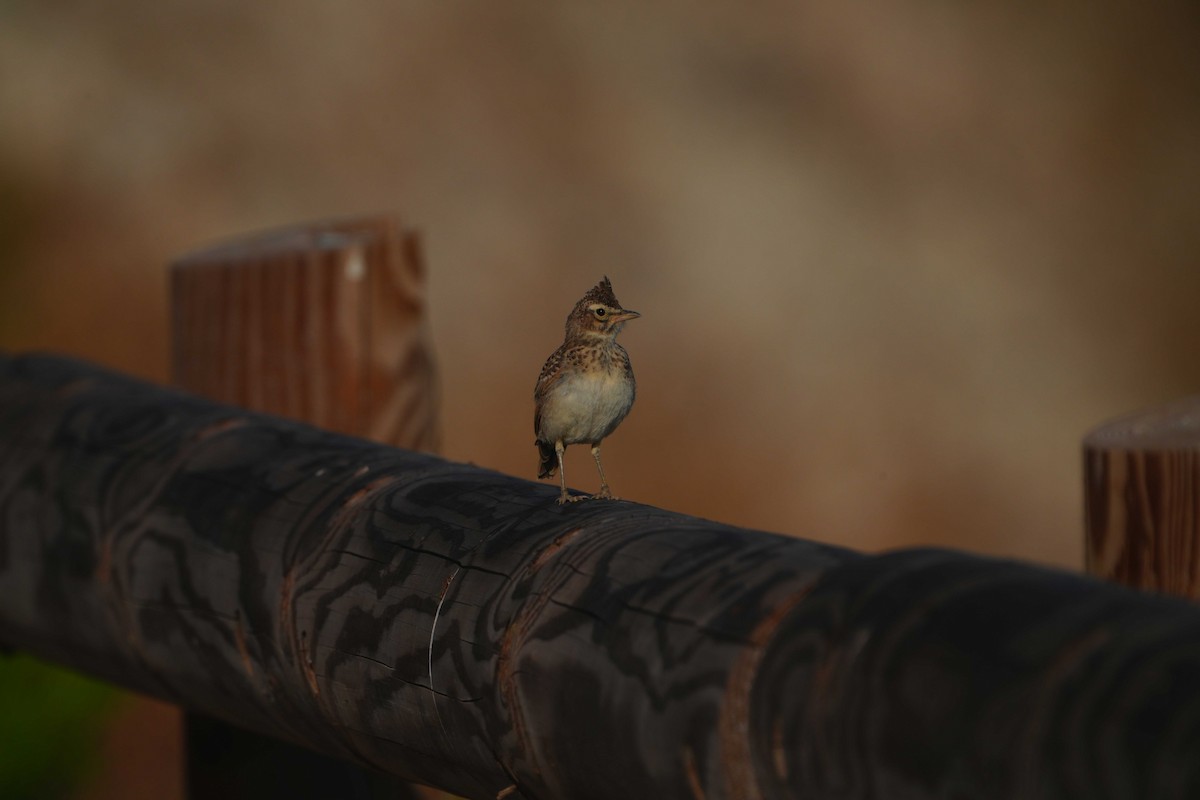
[534, 277, 639, 504]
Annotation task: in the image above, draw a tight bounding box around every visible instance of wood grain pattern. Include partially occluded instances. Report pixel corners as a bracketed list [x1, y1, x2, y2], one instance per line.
[1085, 396, 1200, 597]
[172, 216, 434, 799]
[5, 355, 1200, 799]
[171, 216, 439, 452]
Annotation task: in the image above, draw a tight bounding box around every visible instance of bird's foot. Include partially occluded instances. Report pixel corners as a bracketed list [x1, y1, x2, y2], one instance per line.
[593, 487, 620, 500]
[556, 492, 587, 505]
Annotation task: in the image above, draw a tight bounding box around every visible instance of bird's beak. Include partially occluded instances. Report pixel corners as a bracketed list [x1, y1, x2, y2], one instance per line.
[612, 309, 641, 323]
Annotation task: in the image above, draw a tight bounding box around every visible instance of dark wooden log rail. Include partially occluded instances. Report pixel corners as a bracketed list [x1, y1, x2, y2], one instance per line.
[4, 355, 1200, 800]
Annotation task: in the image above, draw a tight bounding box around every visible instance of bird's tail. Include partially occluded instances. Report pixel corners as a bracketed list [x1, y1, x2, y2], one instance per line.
[536, 440, 557, 479]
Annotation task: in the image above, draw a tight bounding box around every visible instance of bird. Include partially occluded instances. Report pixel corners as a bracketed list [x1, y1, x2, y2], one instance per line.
[534, 277, 640, 504]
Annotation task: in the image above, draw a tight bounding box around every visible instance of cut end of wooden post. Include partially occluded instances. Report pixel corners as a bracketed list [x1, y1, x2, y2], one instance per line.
[1084, 396, 1200, 597]
[1084, 395, 1200, 451]
[170, 215, 440, 452]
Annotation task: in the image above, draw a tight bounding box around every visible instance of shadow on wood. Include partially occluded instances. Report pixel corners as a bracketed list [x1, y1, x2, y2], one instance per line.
[186, 713, 420, 800]
[3, 355, 1200, 799]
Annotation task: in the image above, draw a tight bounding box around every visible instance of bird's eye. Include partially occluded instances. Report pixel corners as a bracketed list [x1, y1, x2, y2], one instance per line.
[594, 308, 608, 318]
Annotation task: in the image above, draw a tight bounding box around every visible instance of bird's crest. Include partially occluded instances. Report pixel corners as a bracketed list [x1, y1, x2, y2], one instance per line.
[581, 276, 621, 308]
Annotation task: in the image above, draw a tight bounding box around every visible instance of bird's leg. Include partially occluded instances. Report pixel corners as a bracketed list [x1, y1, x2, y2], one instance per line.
[555, 441, 582, 504]
[591, 443, 617, 500]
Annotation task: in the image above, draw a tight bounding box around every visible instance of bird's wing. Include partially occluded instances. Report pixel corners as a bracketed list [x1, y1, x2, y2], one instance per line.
[617, 343, 636, 404]
[533, 345, 567, 437]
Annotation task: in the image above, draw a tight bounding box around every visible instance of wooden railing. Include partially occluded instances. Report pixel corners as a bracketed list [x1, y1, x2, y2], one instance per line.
[1, 217, 1199, 800]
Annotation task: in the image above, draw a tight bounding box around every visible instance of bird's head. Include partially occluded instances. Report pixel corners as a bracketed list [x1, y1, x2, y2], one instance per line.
[566, 277, 640, 338]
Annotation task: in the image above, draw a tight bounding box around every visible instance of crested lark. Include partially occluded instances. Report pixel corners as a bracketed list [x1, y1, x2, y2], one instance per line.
[534, 277, 640, 504]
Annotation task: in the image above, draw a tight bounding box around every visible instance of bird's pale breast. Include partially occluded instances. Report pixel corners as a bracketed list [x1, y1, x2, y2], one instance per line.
[539, 367, 634, 445]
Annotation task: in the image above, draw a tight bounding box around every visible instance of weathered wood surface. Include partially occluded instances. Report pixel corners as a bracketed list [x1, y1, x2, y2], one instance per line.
[1085, 396, 1200, 598]
[173, 215, 436, 800]
[171, 215, 439, 451]
[5, 355, 1200, 799]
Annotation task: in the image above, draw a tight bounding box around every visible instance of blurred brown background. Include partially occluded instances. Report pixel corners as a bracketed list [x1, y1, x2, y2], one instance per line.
[1, 2, 1198, 797]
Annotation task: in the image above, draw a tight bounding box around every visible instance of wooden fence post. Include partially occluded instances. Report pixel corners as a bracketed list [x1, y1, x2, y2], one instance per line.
[171, 215, 438, 450]
[169, 215, 439, 799]
[1084, 396, 1200, 597]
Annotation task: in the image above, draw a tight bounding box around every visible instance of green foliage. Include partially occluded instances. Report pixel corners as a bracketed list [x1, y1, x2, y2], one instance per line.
[0, 654, 117, 800]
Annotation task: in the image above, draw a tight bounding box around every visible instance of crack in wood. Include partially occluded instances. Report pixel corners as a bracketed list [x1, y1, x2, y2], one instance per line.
[546, 597, 608, 625]
[373, 540, 511, 579]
